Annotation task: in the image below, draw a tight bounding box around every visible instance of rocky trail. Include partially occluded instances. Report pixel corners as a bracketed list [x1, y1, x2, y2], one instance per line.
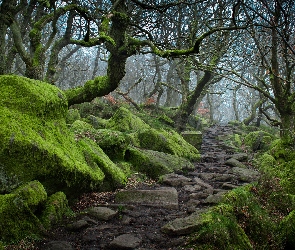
[36, 125, 259, 250]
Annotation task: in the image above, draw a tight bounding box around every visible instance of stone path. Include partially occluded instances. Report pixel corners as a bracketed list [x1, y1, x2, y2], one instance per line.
[37, 125, 259, 250]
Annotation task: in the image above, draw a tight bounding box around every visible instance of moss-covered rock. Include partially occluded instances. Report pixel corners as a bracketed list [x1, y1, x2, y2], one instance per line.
[0, 180, 71, 244]
[181, 131, 202, 150]
[40, 191, 70, 229]
[70, 120, 130, 161]
[0, 75, 113, 196]
[189, 205, 253, 250]
[0, 181, 45, 243]
[106, 107, 150, 132]
[77, 138, 127, 190]
[84, 115, 108, 129]
[66, 108, 81, 124]
[136, 128, 200, 161]
[256, 140, 295, 195]
[244, 131, 274, 152]
[124, 147, 195, 178]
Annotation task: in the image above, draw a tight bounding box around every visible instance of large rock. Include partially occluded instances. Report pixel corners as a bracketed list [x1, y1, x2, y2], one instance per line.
[109, 234, 142, 249]
[0, 180, 69, 243]
[229, 167, 260, 182]
[70, 120, 130, 161]
[87, 207, 118, 221]
[136, 128, 200, 161]
[181, 131, 202, 150]
[0, 75, 126, 195]
[225, 158, 248, 169]
[106, 107, 150, 132]
[115, 187, 179, 209]
[161, 209, 206, 235]
[124, 147, 195, 178]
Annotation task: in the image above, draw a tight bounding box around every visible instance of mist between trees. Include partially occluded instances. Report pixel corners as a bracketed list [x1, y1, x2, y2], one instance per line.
[1, 0, 294, 140]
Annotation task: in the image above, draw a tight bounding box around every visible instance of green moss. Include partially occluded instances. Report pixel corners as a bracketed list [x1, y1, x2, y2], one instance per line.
[71, 120, 130, 161]
[223, 186, 280, 248]
[64, 76, 110, 106]
[157, 114, 174, 126]
[40, 191, 70, 229]
[280, 210, 295, 248]
[269, 139, 295, 162]
[124, 147, 194, 179]
[137, 128, 200, 161]
[66, 108, 81, 124]
[0, 75, 105, 195]
[244, 131, 274, 152]
[258, 140, 295, 194]
[13, 180, 47, 209]
[106, 107, 150, 132]
[84, 115, 108, 129]
[257, 153, 276, 172]
[181, 131, 202, 150]
[189, 208, 252, 250]
[0, 181, 46, 243]
[234, 134, 242, 147]
[77, 138, 127, 189]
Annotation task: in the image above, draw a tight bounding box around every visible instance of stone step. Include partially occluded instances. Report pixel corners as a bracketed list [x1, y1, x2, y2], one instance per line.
[115, 187, 179, 209]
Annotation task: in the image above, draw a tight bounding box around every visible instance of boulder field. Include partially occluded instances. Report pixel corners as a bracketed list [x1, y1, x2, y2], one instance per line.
[0, 75, 200, 244]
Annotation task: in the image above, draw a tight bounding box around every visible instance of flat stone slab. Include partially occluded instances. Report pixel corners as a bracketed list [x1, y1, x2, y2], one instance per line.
[225, 158, 247, 169]
[203, 191, 227, 204]
[109, 234, 141, 249]
[87, 207, 118, 221]
[115, 187, 178, 209]
[44, 241, 73, 250]
[161, 173, 192, 187]
[161, 209, 207, 236]
[229, 167, 260, 182]
[230, 153, 248, 161]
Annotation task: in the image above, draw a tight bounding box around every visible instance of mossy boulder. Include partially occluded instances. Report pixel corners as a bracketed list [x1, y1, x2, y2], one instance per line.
[0, 180, 69, 243]
[181, 131, 202, 150]
[84, 115, 108, 129]
[0, 75, 120, 196]
[188, 205, 253, 250]
[66, 108, 81, 124]
[106, 107, 150, 132]
[70, 120, 130, 161]
[77, 138, 127, 190]
[40, 191, 71, 229]
[244, 131, 274, 152]
[136, 128, 200, 161]
[257, 140, 295, 194]
[124, 147, 195, 178]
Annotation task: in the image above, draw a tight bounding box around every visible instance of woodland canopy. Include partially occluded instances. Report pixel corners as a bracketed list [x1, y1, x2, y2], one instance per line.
[1, 0, 295, 139]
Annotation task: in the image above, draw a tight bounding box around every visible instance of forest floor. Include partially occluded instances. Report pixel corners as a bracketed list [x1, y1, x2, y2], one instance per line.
[30, 125, 257, 250]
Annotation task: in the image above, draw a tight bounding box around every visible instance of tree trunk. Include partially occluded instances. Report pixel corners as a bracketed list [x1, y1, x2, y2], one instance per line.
[65, 2, 132, 106]
[174, 70, 213, 131]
